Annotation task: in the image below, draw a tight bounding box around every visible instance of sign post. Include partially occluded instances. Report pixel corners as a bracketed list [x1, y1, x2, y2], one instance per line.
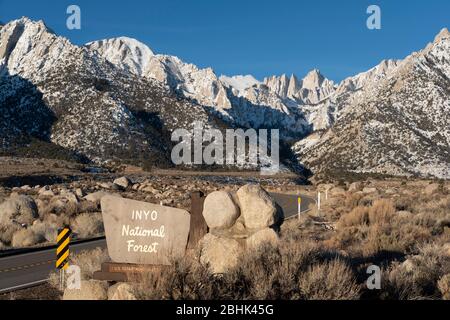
[94, 195, 192, 281]
[56, 228, 71, 290]
[318, 192, 321, 216]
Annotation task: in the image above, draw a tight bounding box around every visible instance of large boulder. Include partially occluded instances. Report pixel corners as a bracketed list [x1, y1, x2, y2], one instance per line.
[236, 184, 277, 229]
[362, 187, 377, 194]
[113, 177, 131, 190]
[63, 280, 108, 300]
[199, 233, 243, 274]
[424, 183, 440, 195]
[246, 228, 279, 250]
[348, 182, 363, 192]
[11, 228, 43, 248]
[202, 191, 240, 229]
[84, 191, 121, 206]
[330, 187, 346, 195]
[38, 186, 55, 197]
[107, 283, 137, 300]
[59, 190, 79, 204]
[0, 195, 39, 226]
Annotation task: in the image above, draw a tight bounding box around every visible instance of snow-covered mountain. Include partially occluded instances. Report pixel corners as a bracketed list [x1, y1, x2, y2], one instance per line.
[0, 17, 215, 166]
[0, 17, 448, 178]
[219, 74, 260, 98]
[294, 28, 450, 179]
[87, 38, 316, 138]
[87, 36, 408, 137]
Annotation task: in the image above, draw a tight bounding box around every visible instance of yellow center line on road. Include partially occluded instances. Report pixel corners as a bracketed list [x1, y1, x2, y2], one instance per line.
[0, 259, 54, 274]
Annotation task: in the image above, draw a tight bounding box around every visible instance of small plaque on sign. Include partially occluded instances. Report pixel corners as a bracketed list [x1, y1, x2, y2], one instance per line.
[101, 196, 191, 265]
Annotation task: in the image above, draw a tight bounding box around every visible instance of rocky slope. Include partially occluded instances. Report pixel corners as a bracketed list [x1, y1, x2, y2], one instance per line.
[87, 36, 403, 138]
[294, 29, 450, 179]
[87, 38, 311, 139]
[0, 18, 215, 166]
[1, 17, 448, 178]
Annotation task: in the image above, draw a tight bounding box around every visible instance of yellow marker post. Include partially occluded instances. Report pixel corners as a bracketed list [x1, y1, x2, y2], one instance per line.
[56, 228, 71, 290]
[298, 197, 302, 221]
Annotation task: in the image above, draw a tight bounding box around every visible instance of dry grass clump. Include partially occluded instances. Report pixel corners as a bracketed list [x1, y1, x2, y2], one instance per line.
[30, 220, 59, 243]
[337, 199, 395, 229]
[48, 247, 110, 292]
[337, 206, 369, 228]
[39, 198, 97, 217]
[381, 243, 450, 300]
[298, 259, 360, 300]
[0, 224, 20, 244]
[11, 228, 45, 248]
[328, 197, 439, 256]
[70, 213, 104, 239]
[69, 247, 110, 280]
[131, 239, 359, 300]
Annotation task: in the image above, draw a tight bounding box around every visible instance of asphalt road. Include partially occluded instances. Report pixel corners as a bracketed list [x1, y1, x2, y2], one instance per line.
[0, 193, 315, 294]
[0, 239, 107, 294]
[270, 192, 316, 220]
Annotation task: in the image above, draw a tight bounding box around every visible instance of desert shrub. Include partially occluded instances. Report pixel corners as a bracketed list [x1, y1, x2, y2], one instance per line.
[438, 274, 450, 300]
[0, 224, 21, 244]
[363, 221, 431, 256]
[298, 259, 361, 300]
[70, 247, 109, 280]
[77, 201, 99, 213]
[344, 193, 364, 210]
[30, 221, 58, 243]
[133, 239, 350, 300]
[330, 197, 432, 256]
[337, 206, 369, 228]
[48, 247, 109, 292]
[382, 243, 450, 300]
[11, 228, 45, 248]
[70, 213, 104, 239]
[368, 199, 395, 225]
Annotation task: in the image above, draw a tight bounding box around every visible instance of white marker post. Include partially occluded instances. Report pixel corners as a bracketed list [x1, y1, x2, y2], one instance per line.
[318, 192, 321, 216]
[298, 196, 302, 221]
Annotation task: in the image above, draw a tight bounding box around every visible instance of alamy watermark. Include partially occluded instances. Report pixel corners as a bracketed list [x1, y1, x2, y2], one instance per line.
[367, 5, 381, 30]
[171, 122, 280, 175]
[66, 5, 81, 30]
[366, 265, 381, 290]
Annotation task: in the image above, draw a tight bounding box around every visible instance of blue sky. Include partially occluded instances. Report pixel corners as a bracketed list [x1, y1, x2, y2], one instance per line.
[1, 0, 448, 81]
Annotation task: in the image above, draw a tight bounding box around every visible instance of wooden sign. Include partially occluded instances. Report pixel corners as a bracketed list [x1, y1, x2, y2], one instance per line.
[101, 196, 191, 265]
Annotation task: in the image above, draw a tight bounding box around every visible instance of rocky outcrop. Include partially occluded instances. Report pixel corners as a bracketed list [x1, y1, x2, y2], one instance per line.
[199, 184, 280, 274]
[84, 191, 121, 206]
[0, 194, 39, 226]
[113, 177, 131, 190]
[202, 191, 240, 229]
[236, 184, 278, 229]
[293, 30, 450, 179]
[107, 283, 137, 300]
[246, 228, 279, 250]
[199, 233, 243, 274]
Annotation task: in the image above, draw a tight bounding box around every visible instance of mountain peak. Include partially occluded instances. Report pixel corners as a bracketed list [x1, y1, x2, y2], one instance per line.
[87, 36, 154, 55]
[434, 27, 450, 43]
[4, 16, 52, 33]
[302, 68, 325, 89]
[86, 37, 155, 76]
[220, 74, 260, 93]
